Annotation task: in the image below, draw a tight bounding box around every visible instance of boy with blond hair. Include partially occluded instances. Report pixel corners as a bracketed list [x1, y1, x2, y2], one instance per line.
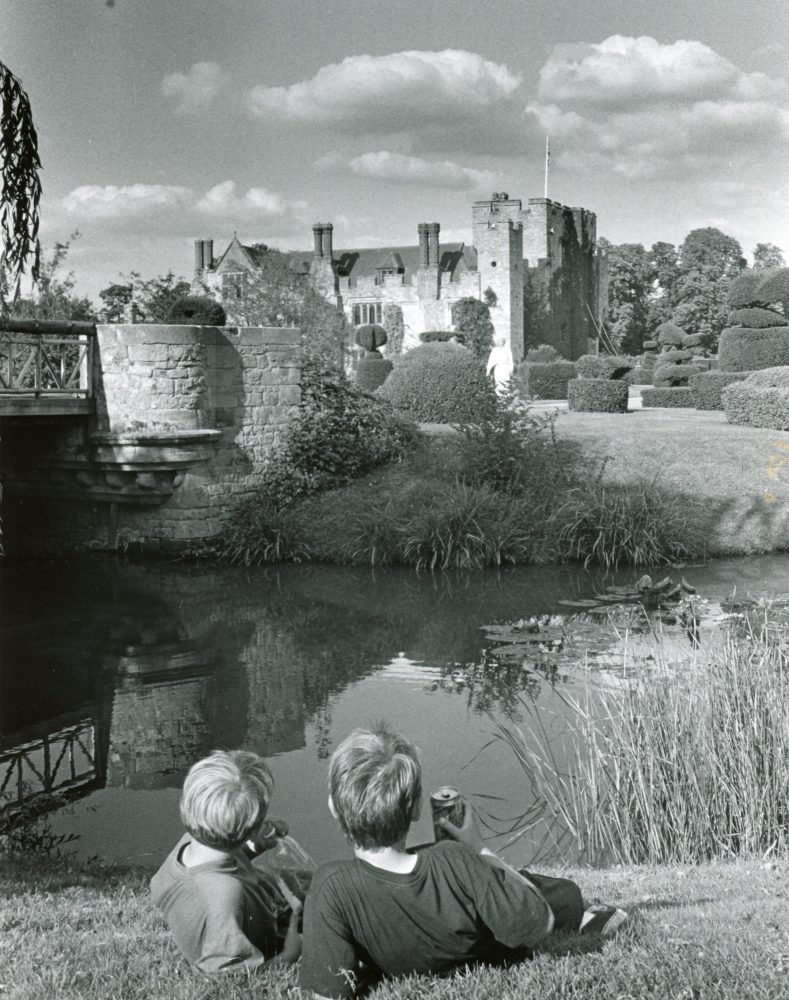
[151, 749, 301, 974]
[301, 724, 626, 998]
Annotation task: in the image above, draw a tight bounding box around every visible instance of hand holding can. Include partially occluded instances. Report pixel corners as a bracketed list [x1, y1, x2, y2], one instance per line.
[430, 786, 465, 842]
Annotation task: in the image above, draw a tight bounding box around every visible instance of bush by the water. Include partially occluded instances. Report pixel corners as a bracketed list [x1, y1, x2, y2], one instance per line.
[568, 378, 629, 413]
[689, 370, 749, 410]
[380, 342, 497, 423]
[515, 361, 577, 399]
[168, 295, 226, 325]
[722, 366, 789, 429]
[641, 386, 694, 408]
[575, 354, 631, 380]
[718, 326, 789, 371]
[494, 622, 789, 865]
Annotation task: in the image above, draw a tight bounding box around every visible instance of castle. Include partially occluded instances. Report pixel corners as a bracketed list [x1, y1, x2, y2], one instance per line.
[194, 193, 604, 361]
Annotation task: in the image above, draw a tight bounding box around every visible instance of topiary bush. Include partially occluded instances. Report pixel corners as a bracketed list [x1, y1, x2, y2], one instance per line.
[525, 343, 564, 363]
[168, 295, 226, 325]
[717, 327, 789, 371]
[575, 354, 632, 380]
[727, 271, 764, 308]
[356, 323, 387, 352]
[515, 361, 577, 399]
[354, 323, 393, 391]
[722, 367, 789, 429]
[568, 378, 629, 413]
[419, 330, 456, 343]
[380, 342, 498, 423]
[641, 387, 694, 408]
[727, 307, 788, 328]
[656, 322, 686, 348]
[653, 362, 702, 387]
[689, 370, 750, 410]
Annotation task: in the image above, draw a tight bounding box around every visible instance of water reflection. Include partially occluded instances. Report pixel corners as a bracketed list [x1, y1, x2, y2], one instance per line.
[3, 555, 789, 866]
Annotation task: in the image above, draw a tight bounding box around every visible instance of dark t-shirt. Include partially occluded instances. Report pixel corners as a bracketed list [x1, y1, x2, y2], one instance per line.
[300, 841, 551, 998]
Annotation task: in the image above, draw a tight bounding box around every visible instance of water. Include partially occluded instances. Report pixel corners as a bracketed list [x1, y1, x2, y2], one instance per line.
[2, 554, 789, 869]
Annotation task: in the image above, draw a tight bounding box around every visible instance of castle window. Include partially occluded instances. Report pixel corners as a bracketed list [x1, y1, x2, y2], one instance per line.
[352, 302, 382, 325]
[221, 272, 244, 300]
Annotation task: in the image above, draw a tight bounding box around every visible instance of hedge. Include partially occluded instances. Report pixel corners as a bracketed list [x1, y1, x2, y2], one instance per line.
[641, 387, 694, 408]
[660, 348, 693, 364]
[168, 295, 226, 325]
[717, 326, 789, 371]
[568, 378, 629, 413]
[355, 353, 393, 392]
[688, 370, 750, 410]
[727, 271, 764, 308]
[653, 362, 701, 387]
[738, 365, 789, 389]
[754, 269, 789, 306]
[517, 361, 577, 399]
[656, 322, 685, 347]
[574, 354, 632, 379]
[727, 307, 788, 329]
[723, 381, 789, 430]
[379, 342, 497, 422]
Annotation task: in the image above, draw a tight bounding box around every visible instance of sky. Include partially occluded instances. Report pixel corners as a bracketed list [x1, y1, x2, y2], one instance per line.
[2, 0, 788, 302]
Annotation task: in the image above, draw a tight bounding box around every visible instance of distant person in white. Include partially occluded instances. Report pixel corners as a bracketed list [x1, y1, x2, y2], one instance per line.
[486, 336, 514, 394]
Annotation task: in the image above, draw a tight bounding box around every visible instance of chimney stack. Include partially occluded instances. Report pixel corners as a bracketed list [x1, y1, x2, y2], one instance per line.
[427, 222, 440, 266]
[312, 224, 324, 257]
[321, 223, 333, 260]
[202, 239, 214, 270]
[417, 223, 429, 266]
[194, 239, 205, 272]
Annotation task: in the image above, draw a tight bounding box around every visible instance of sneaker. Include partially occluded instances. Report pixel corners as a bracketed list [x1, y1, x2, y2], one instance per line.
[579, 905, 629, 936]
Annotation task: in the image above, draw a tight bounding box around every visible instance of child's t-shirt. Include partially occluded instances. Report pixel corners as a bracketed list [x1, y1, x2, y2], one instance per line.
[300, 840, 551, 998]
[150, 834, 285, 973]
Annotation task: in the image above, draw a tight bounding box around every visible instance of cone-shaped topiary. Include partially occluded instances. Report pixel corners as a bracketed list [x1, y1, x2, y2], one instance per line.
[168, 295, 226, 325]
[356, 323, 388, 352]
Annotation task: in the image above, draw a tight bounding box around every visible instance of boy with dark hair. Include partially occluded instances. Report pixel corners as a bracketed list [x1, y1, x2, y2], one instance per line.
[151, 749, 302, 974]
[301, 724, 626, 998]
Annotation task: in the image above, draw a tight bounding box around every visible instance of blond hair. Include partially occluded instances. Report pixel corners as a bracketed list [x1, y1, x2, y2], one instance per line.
[329, 723, 421, 849]
[180, 750, 273, 850]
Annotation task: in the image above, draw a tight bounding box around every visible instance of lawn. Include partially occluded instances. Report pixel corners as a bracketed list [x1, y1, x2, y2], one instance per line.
[1, 855, 786, 999]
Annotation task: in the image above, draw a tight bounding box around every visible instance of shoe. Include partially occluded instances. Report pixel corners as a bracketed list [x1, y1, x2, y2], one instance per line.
[579, 904, 628, 936]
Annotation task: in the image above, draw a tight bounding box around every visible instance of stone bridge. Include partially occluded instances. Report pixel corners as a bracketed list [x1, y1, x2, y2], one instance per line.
[0, 323, 301, 557]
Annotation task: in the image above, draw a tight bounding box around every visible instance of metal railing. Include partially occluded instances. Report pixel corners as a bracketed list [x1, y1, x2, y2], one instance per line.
[0, 721, 99, 809]
[0, 319, 96, 397]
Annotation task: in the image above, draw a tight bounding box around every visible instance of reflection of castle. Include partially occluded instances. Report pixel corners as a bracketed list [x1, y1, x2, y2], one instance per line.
[195, 193, 604, 362]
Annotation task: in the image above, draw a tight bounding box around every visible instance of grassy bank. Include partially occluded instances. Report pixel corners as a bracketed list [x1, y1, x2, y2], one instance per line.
[1, 854, 787, 999]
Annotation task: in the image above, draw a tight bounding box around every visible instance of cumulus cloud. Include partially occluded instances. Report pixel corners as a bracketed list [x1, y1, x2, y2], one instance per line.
[529, 35, 788, 182]
[195, 180, 306, 219]
[317, 150, 497, 190]
[62, 184, 193, 220]
[161, 62, 227, 114]
[246, 49, 521, 133]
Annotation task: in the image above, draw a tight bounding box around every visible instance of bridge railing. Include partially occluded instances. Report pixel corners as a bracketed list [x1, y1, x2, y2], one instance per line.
[0, 319, 96, 397]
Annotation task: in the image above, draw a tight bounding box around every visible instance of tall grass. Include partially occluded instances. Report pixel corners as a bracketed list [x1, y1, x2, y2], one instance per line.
[493, 624, 789, 865]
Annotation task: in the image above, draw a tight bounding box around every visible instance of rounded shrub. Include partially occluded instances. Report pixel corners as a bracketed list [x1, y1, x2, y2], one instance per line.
[516, 361, 577, 399]
[355, 353, 393, 391]
[717, 326, 789, 371]
[380, 342, 497, 423]
[689, 371, 750, 410]
[683, 333, 704, 349]
[356, 323, 388, 351]
[653, 362, 701, 387]
[568, 378, 629, 413]
[756, 268, 789, 307]
[419, 330, 456, 343]
[641, 386, 694, 408]
[575, 354, 632, 380]
[727, 271, 764, 308]
[525, 343, 563, 362]
[738, 365, 789, 389]
[727, 307, 788, 329]
[723, 371, 789, 429]
[660, 348, 693, 364]
[168, 295, 226, 325]
[656, 322, 685, 347]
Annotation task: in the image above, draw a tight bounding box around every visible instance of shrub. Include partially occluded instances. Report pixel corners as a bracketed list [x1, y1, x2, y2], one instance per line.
[727, 307, 787, 328]
[168, 295, 226, 325]
[689, 370, 750, 410]
[656, 322, 685, 347]
[737, 365, 789, 388]
[717, 326, 789, 371]
[382, 303, 405, 355]
[551, 479, 702, 569]
[419, 329, 455, 343]
[525, 343, 563, 362]
[723, 368, 789, 429]
[683, 332, 704, 348]
[568, 378, 629, 413]
[515, 361, 576, 399]
[451, 296, 494, 359]
[355, 353, 393, 391]
[641, 386, 694, 408]
[727, 271, 764, 307]
[219, 500, 311, 566]
[623, 367, 644, 385]
[756, 268, 789, 307]
[653, 362, 701, 387]
[379, 342, 497, 423]
[355, 323, 387, 351]
[575, 354, 631, 380]
[660, 348, 693, 364]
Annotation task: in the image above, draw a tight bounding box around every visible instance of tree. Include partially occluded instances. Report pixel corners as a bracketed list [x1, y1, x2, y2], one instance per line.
[753, 243, 786, 270]
[98, 282, 133, 322]
[598, 239, 656, 353]
[671, 228, 746, 351]
[647, 241, 680, 327]
[0, 59, 41, 305]
[102, 271, 191, 323]
[13, 236, 96, 321]
[451, 297, 494, 359]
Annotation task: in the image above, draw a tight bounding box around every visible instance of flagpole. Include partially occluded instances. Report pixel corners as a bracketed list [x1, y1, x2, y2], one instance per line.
[544, 135, 550, 199]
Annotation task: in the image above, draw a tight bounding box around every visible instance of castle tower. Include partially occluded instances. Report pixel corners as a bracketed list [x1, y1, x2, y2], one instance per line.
[472, 193, 524, 363]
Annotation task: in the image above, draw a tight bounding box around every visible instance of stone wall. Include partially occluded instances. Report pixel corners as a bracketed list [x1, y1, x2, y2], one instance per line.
[2, 324, 301, 555]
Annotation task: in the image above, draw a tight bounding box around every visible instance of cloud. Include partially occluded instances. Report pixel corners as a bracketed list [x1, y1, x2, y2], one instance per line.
[62, 184, 193, 220]
[246, 49, 521, 133]
[317, 150, 497, 190]
[529, 36, 788, 182]
[161, 62, 227, 114]
[195, 180, 306, 219]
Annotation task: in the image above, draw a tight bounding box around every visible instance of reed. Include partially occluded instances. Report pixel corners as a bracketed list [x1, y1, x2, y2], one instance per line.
[493, 623, 789, 865]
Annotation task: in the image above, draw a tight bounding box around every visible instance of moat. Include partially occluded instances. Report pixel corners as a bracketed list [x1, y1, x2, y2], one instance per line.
[2, 554, 789, 868]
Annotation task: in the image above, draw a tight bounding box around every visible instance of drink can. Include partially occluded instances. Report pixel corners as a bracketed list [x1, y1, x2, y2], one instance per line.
[430, 786, 464, 842]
